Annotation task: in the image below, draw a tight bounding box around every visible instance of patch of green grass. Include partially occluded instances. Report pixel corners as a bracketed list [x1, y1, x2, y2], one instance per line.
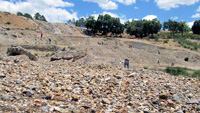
[192, 70, 200, 78]
[165, 67, 189, 76]
[34, 53, 38, 56]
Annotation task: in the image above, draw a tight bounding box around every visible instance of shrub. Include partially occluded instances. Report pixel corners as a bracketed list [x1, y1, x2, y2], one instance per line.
[51, 52, 55, 56]
[68, 46, 76, 50]
[192, 70, 200, 78]
[5, 22, 11, 25]
[34, 53, 38, 56]
[45, 53, 50, 57]
[165, 67, 189, 76]
[164, 39, 169, 43]
[144, 66, 148, 69]
[62, 47, 66, 51]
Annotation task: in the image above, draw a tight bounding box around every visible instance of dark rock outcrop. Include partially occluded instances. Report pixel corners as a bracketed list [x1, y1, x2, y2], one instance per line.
[7, 46, 38, 61]
[50, 49, 86, 62]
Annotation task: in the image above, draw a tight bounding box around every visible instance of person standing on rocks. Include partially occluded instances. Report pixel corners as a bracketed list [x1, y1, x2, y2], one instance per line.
[124, 59, 129, 69]
[41, 32, 43, 38]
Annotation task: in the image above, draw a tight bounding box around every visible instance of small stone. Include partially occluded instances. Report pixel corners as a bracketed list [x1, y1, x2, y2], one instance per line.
[54, 107, 61, 112]
[2, 95, 9, 101]
[102, 98, 110, 104]
[159, 93, 169, 100]
[44, 95, 52, 100]
[26, 91, 33, 97]
[171, 94, 185, 103]
[0, 56, 8, 61]
[167, 100, 176, 108]
[129, 72, 137, 77]
[71, 94, 79, 101]
[152, 100, 159, 104]
[82, 105, 91, 109]
[114, 75, 122, 79]
[196, 106, 200, 111]
[39, 106, 49, 112]
[0, 73, 6, 78]
[28, 85, 36, 90]
[16, 80, 22, 84]
[105, 77, 112, 82]
[14, 59, 19, 63]
[175, 110, 184, 113]
[186, 99, 200, 104]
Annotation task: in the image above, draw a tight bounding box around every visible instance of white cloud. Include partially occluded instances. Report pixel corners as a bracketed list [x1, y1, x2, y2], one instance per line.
[83, 0, 118, 10]
[134, 7, 139, 9]
[187, 22, 194, 28]
[155, 0, 200, 10]
[192, 13, 200, 18]
[115, 0, 136, 5]
[197, 6, 200, 12]
[91, 11, 127, 23]
[99, 1, 118, 10]
[171, 16, 178, 20]
[142, 15, 158, 20]
[0, 0, 77, 22]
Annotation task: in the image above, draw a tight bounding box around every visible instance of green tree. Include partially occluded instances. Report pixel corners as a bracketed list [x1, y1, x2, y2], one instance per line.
[179, 21, 191, 35]
[68, 19, 73, 25]
[74, 18, 85, 27]
[192, 20, 200, 34]
[24, 13, 33, 19]
[34, 12, 47, 22]
[163, 20, 179, 36]
[109, 17, 124, 35]
[17, 12, 23, 16]
[85, 16, 97, 34]
[79, 17, 85, 27]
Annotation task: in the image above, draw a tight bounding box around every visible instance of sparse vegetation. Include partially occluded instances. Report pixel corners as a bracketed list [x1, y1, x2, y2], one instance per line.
[34, 12, 47, 22]
[165, 67, 189, 76]
[45, 53, 50, 57]
[51, 52, 55, 56]
[192, 70, 200, 78]
[163, 39, 169, 43]
[62, 47, 66, 51]
[144, 66, 148, 69]
[68, 46, 76, 50]
[165, 67, 200, 78]
[5, 22, 11, 25]
[34, 53, 38, 56]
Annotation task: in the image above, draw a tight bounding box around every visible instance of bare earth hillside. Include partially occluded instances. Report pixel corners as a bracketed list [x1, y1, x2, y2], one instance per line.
[0, 11, 200, 112]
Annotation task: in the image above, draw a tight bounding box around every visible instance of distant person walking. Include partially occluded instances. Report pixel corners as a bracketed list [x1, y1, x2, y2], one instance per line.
[41, 32, 43, 38]
[171, 62, 174, 67]
[124, 59, 129, 69]
[48, 38, 51, 44]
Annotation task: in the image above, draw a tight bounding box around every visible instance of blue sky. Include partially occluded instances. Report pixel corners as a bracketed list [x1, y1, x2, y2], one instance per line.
[0, 0, 200, 27]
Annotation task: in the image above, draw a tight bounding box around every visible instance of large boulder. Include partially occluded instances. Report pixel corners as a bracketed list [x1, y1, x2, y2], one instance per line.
[7, 46, 38, 61]
[50, 49, 86, 62]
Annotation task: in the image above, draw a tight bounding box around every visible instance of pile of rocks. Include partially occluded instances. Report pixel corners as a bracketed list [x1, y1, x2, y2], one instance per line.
[0, 56, 199, 112]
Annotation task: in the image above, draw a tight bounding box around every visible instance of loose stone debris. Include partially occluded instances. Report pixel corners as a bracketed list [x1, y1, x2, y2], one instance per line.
[0, 56, 199, 113]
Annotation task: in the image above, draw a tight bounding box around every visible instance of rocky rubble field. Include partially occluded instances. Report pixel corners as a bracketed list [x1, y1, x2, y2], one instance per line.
[0, 55, 200, 113]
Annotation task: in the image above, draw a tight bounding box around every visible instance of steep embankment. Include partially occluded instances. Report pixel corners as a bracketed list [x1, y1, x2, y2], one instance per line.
[0, 11, 200, 70]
